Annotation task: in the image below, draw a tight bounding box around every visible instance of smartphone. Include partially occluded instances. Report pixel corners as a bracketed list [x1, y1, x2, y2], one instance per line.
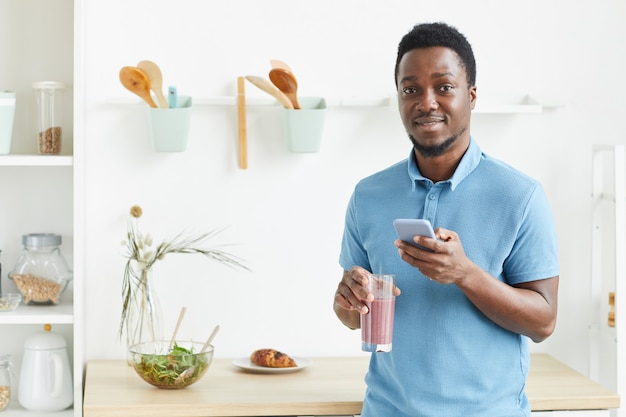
[393, 219, 436, 251]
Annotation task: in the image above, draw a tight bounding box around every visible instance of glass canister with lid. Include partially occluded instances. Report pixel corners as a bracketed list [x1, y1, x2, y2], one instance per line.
[9, 233, 72, 305]
[32, 81, 65, 154]
[0, 354, 13, 412]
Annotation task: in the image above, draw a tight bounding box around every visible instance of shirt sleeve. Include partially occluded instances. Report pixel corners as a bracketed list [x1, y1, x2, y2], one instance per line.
[339, 189, 371, 272]
[504, 183, 560, 284]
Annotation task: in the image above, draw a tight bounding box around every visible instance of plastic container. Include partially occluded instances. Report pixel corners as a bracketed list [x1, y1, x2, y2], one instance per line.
[148, 95, 192, 152]
[32, 81, 65, 154]
[18, 324, 73, 411]
[0, 91, 16, 155]
[281, 96, 327, 153]
[9, 233, 72, 305]
[0, 355, 13, 412]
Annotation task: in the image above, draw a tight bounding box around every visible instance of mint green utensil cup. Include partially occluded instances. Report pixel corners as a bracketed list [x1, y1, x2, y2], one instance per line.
[148, 96, 192, 152]
[282, 97, 326, 153]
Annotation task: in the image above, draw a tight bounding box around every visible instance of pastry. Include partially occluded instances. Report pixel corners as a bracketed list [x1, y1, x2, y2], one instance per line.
[250, 348, 297, 368]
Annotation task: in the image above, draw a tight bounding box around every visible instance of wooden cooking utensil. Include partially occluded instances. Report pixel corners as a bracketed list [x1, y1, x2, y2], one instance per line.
[137, 60, 169, 108]
[268, 68, 300, 109]
[237, 76, 248, 169]
[245, 75, 294, 109]
[270, 58, 293, 72]
[174, 324, 220, 384]
[119, 66, 157, 108]
[168, 306, 187, 350]
[201, 324, 220, 353]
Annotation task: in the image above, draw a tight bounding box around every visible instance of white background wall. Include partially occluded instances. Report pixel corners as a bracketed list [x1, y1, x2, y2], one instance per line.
[72, 0, 626, 379]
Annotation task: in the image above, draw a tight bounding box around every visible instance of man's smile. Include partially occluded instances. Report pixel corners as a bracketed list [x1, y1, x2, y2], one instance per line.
[414, 116, 445, 131]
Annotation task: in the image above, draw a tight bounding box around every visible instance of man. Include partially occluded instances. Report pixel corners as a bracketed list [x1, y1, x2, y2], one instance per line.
[333, 22, 559, 416]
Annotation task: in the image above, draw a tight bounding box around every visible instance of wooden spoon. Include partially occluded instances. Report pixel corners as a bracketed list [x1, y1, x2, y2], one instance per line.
[137, 60, 169, 108]
[268, 68, 300, 109]
[119, 66, 157, 108]
[245, 75, 294, 109]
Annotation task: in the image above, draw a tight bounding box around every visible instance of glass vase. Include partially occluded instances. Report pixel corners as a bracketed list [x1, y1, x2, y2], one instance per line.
[124, 266, 163, 352]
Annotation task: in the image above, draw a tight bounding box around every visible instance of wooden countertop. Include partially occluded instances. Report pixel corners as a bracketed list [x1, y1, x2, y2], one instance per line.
[526, 354, 619, 410]
[82, 353, 619, 417]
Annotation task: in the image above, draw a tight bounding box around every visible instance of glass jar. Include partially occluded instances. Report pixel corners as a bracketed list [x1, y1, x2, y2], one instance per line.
[0, 355, 12, 412]
[9, 233, 72, 305]
[32, 81, 65, 154]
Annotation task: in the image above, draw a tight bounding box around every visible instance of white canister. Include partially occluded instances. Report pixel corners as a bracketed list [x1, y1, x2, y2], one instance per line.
[0, 91, 16, 155]
[18, 323, 73, 411]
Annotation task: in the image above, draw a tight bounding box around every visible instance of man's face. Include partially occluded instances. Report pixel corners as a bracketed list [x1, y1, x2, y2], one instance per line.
[396, 47, 476, 158]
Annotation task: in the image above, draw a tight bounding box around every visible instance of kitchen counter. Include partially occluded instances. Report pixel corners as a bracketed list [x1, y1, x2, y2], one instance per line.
[82, 354, 619, 417]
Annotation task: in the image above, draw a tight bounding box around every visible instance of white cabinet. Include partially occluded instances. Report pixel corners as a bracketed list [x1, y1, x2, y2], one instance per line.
[590, 145, 626, 417]
[0, 1, 82, 416]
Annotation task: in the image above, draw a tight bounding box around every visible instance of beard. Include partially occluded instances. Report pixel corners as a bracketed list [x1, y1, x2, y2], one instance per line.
[409, 128, 465, 158]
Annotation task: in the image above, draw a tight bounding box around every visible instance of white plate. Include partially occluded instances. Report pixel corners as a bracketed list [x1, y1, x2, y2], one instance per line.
[232, 356, 311, 374]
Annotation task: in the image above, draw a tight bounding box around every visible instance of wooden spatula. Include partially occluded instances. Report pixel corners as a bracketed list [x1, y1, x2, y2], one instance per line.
[245, 75, 294, 109]
[237, 76, 248, 169]
[270, 59, 293, 72]
[137, 60, 169, 108]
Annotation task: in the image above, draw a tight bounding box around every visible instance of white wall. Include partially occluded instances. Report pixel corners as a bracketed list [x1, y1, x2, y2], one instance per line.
[79, 0, 626, 378]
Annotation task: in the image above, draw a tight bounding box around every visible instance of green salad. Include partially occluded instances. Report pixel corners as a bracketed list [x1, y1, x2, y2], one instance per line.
[133, 343, 210, 388]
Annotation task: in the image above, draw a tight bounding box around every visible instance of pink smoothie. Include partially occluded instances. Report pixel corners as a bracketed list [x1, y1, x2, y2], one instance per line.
[361, 298, 395, 345]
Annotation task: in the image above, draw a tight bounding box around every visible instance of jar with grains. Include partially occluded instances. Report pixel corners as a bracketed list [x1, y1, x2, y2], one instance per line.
[0, 355, 12, 412]
[9, 234, 73, 305]
[32, 81, 65, 154]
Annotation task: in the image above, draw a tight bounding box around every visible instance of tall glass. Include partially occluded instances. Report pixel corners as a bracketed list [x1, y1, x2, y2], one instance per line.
[361, 274, 396, 352]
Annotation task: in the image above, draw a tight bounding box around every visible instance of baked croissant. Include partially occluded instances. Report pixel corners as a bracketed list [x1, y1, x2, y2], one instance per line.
[250, 348, 297, 368]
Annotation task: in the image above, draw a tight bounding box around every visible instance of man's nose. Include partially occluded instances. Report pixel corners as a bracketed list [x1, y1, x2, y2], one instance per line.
[416, 90, 438, 112]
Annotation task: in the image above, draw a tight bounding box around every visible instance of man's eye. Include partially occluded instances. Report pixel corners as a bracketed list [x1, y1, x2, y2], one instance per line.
[439, 85, 453, 92]
[402, 87, 417, 95]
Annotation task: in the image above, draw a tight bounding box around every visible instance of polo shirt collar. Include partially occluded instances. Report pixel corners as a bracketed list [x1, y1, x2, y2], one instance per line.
[407, 137, 482, 191]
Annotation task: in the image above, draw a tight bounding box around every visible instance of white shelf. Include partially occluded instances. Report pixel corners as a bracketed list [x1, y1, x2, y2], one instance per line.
[474, 103, 542, 113]
[0, 155, 73, 167]
[473, 95, 565, 114]
[2, 402, 73, 416]
[108, 95, 386, 107]
[0, 302, 74, 324]
[108, 93, 562, 114]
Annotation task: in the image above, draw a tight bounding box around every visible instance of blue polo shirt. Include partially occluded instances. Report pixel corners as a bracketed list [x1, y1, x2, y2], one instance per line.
[339, 138, 559, 417]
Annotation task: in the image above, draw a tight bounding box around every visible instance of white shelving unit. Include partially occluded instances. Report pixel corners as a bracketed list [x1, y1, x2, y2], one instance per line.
[590, 144, 626, 417]
[0, 1, 83, 416]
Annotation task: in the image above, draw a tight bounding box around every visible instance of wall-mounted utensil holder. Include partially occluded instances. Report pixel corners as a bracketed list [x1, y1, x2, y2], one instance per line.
[148, 96, 192, 152]
[281, 97, 326, 153]
[0, 91, 16, 155]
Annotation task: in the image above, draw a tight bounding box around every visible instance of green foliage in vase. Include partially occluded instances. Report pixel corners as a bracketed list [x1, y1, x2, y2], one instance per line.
[120, 205, 250, 339]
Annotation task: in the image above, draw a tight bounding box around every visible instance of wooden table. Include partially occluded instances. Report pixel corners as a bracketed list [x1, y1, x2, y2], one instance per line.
[82, 354, 619, 417]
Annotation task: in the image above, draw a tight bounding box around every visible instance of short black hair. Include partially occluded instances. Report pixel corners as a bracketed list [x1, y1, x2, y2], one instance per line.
[394, 22, 476, 87]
